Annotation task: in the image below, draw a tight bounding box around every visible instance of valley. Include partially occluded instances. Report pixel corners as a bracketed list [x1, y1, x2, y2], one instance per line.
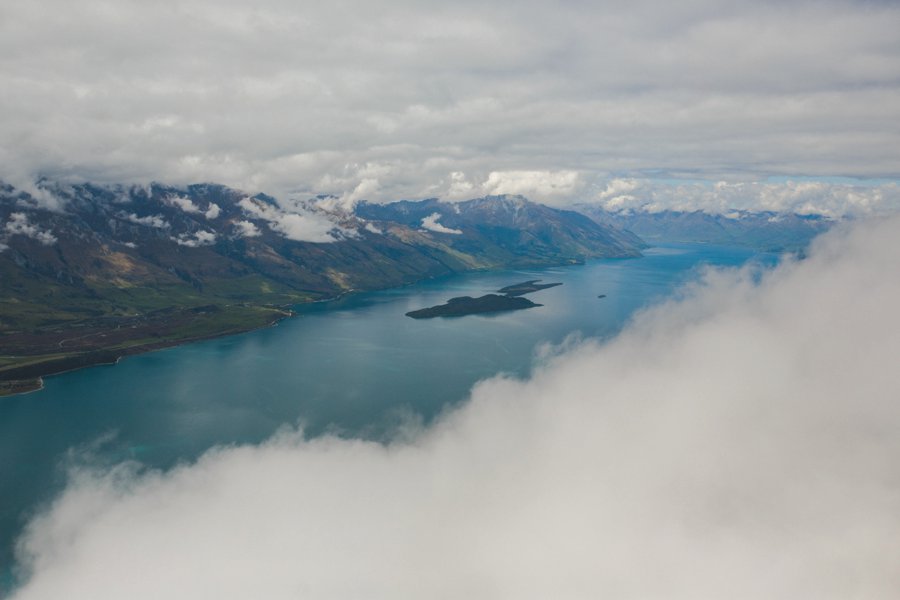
[0, 184, 643, 392]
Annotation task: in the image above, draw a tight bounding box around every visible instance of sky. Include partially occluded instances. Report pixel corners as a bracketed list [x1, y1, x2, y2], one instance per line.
[10, 215, 900, 599]
[2, 0, 900, 213]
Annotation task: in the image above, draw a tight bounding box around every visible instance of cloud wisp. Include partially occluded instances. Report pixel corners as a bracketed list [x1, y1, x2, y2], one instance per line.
[420, 212, 462, 235]
[121, 212, 169, 229]
[9, 216, 900, 599]
[172, 230, 217, 248]
[2, 213, 57, 247]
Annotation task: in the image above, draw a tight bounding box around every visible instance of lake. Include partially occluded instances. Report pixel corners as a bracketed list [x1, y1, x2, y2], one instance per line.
[0, 242, 772, 584]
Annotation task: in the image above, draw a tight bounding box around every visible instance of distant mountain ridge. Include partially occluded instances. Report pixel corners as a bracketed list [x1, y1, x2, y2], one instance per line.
[0, 182, 642, 390]
[356, 195, 644, 262]
[577, 205, 833, 252]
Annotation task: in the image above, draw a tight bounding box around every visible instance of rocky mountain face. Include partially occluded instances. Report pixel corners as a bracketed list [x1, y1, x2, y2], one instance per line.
[0, 183, 643, 387]
[577, 205, 833, 252]
[356, 195, 645, 262]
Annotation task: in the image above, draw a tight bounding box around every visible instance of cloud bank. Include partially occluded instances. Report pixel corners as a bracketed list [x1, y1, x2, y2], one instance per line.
[1, 1, 899, 207]
[590, 178, 900, 217]
[10, 217, 900, 599]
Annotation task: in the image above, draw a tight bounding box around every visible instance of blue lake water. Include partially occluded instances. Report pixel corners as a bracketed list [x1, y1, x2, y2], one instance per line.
[0, 243, 773, 583]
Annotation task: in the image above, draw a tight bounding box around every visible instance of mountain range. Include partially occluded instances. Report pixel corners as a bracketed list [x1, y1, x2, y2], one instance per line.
[576, 205, 833, 252]
[0, 183, 642, 392]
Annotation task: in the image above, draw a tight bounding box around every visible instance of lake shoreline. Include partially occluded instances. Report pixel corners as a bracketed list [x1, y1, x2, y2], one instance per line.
[0, 307, 295, 398]
[0, 261, 591, 397]
[1, 243, 661, 400]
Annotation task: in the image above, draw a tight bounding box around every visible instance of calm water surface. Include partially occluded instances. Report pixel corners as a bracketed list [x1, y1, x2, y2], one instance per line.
[0, 243, 772, 581]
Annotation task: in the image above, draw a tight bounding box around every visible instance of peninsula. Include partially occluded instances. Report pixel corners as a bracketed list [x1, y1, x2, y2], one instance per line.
[496, 280, 562, 296]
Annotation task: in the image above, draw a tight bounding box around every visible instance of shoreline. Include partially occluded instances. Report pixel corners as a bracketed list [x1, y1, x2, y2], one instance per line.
[0, 377, 44, 396]
[0, 307, 295, 398]
[0, 252, 642, 398]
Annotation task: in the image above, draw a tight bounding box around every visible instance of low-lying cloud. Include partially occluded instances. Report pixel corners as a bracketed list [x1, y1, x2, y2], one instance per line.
[10, 217, 900, 599]
[236, 196, 348, 243]
[172, 230, 217, 248]
[164, 195, 222, 220]
[121, 212, 169, 229]
[164, 194, 202, 214]
[204, 203, 220, 220]
[476, 170, 584, 203]
[591, 178, 900, 217]
[420, 212, 462, 235]
[2, 212, 57, 247]
[232, 220, 261, 238]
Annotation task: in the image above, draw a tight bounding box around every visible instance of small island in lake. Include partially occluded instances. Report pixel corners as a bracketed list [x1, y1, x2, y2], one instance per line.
[406, 294, 541, 319]
[497, 280, 563, 296]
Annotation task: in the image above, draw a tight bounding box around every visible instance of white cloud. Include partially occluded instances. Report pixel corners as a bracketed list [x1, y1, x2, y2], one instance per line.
[421, 212, 462, 234]
[598, 178, 640, 199]
[3, 212, 57, 245]
[269, 213, 338, 244]
[481, 170, 584, 202]
[236, 197, 277, 221]
[444, 171, 476, 200]
[363, 222, 383, 235]
[589, 178, 900, 217]
[167, 194, 221, 219]
[595, 178, 641, 210]
[314, 163, 394, 211]
[1, 178, 67, 212]
[233, 220, 261, 238]
[341, 177, 380, 208]
[165, 195, 201, 214]
[204, 203, 221, 220]
[439, 170, 586, 204]
[237, 196, 349, 243]
[10, 216, 900, 599]
[121, 213, 169, 228]
[173, 230, 216, 247]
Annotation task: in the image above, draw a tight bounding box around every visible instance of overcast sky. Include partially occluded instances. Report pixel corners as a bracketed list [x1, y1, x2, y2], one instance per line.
[2, 0, 900, 211]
